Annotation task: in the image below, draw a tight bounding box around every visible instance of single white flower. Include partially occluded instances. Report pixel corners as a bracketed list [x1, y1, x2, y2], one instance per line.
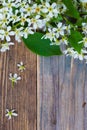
[41, 2, 58, 18]
[23, 27, 34, 39]
[0, 42, 14, 52]
[60, 36, 68, 45]
[44, 14, 52, 22]
[17, 61, 25, 72]
[19, 1, 27, 13]
[20, 13, 27, 26]
[0, 7, 8, 16]
[64, 48, 75, 56]
[79, 37, 87, 47]
[0, 26, 14, 42]
[10, 10, 20, 24]
[5, 109, 18, 120]
[24, 5, 32, 16]
[30, 15, 42, 30]
[9, 73, 21, 87]
[2, 0, 15, 8]
[32, 4, 41, 14]
[14, 27, 23, 42]
[74, 52, 84, 61]
[55, 22, 66, 38]
[0, 15, 9, 27]
[42, 27, 56, 42]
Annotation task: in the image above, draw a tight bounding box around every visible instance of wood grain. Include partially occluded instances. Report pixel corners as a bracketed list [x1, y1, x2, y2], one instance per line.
[1, 40, 87, 130]
[37, 56, 87, 130]
[0, 39, 37, 130]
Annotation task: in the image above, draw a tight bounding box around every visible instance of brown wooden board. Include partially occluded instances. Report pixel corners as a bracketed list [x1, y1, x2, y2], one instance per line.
[37, 56, 87, 130]
[0, 40, 37, 130]
[1, 41, 87, 130]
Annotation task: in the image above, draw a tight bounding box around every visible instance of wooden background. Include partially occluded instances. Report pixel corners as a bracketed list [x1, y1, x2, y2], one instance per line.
[0, 41, 87, 130]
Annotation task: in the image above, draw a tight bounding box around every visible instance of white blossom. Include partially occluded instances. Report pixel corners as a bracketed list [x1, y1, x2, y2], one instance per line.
[14, 28, 23, 42]
[41, 2, 58, 18]
[9, 10, 20, 24]
[42, 27, 56, 42]
[32, 4, 41, 14]
[60, 36, 68, 45]
[64, 48, 84, 61]
[5, 109, 18, 120]
[24, 4, 33, 16]
[9, 73, 21, 85]
[55, 22, 66, 38]
[17, 61, 25, 72]
[0, 26, 14, 42]
[79, 37, 87, 47]
[23, 27, 34, 39]
[30, 15, 43, 30]
[0, 42, 14, 52]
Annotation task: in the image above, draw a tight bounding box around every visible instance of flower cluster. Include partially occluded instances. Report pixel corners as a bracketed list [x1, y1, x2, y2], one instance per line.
[42, 22, 70, 45]
[0, 0, 66, 51]
[0, 0, 87, 62]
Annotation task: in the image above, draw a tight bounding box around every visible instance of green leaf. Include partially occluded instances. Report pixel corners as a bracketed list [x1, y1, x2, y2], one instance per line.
[68, 30, 83, 53]
[35, 0, 41, 3]
[63, 0, 80, 19]
[22, 32, 62, 56]
[51, 15, 63, 22]
[76, 18, 87, 26]
[75, 18, 83, 26]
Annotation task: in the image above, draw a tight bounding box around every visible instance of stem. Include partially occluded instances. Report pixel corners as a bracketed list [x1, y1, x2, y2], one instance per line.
[12, 81, 14, 88]
[12, 22, 21, 29]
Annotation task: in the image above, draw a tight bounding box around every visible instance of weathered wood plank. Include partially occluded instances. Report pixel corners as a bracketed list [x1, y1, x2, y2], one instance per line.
[0, 40, 37, 130]
[37, 56, 87, 130]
